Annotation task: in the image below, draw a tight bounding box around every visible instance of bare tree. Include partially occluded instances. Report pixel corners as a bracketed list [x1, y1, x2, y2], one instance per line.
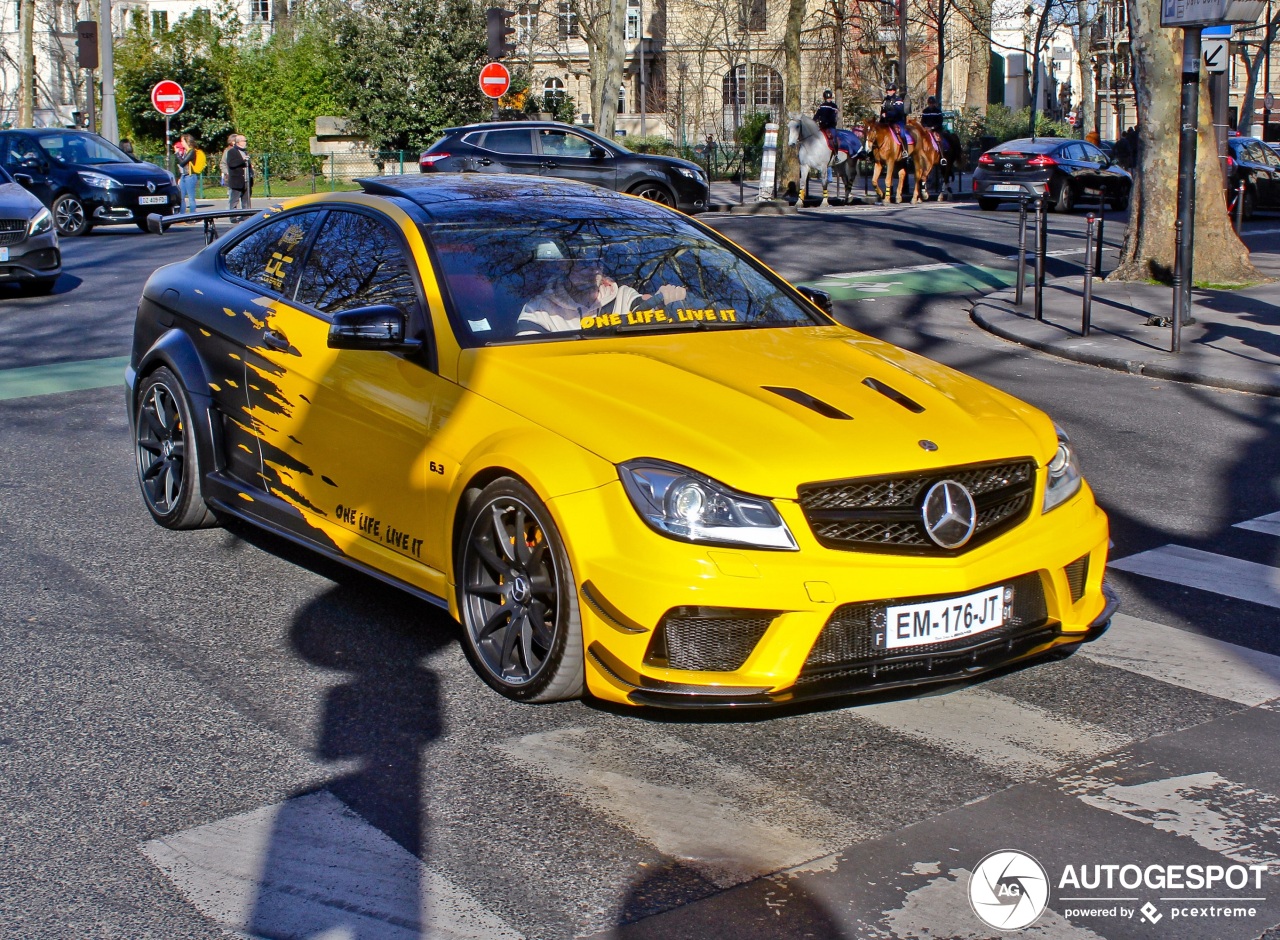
[19, 0, 37, 125]
[1110, 0, 1260, 284]
[780, 0, 805, 191]
[1234, 8, 1280, 134]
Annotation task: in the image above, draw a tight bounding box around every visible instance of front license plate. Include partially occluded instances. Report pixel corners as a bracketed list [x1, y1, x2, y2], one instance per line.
[992, 183, 1022, 192]
[0, 247, 7, 262]
[138, 195, 168, 205]
[882, 587, 1006, 650]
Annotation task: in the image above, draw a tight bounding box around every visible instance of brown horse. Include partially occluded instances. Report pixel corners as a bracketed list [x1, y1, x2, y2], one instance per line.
[860, 120, 912, 204]
[907, 119, 941, 202]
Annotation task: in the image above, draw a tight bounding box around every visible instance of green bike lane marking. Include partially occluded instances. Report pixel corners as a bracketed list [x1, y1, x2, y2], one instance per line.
[800, 262, 1026, 300]
[0, 356, 129, 402]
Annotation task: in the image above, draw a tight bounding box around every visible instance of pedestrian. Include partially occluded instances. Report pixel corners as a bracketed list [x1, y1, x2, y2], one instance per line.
[226, 133, 251, 210]
[1085, 129, 1101, 147]
[175, 133, 200, 214]
[1123, 126, 1139, 168]
[119, 138, 135, 156]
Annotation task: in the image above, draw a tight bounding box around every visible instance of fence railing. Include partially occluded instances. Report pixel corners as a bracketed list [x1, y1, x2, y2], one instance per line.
[143, 151, 422, 200]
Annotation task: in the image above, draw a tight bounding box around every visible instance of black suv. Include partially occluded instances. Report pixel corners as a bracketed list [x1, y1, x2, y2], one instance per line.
[1226, 136, 1280, 219]
[420, 121, 710, 213]
[0, 129, 179, 236]
[973, 137, 1132, 212]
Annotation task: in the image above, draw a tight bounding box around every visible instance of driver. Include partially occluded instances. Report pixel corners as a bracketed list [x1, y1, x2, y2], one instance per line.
[517, 243, 687, 334]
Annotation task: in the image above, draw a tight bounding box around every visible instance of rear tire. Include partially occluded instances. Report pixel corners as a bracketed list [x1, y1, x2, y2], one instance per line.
[977, 197, 999, 211]
[456, 477, 584, 703]
[1110, 187, 1130, 212]
[134, 367, 217, 530]
[1053, 178, 1075, 213]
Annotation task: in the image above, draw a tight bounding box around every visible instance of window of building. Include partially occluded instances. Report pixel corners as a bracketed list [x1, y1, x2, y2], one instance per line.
[739, 0, 765, 32]
[618, 83, 627, 114]
[626, 0, 641, 40]
[150, 9, 167, 32]
[557, 1, 577, 39]
[722, 64, 782, 110]
[543, 77, 566, 112]
[516, 4, 535, 42]
[249, 0, 270, 23]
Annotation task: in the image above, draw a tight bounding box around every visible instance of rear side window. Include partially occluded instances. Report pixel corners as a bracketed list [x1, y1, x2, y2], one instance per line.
[221, 211, 322, 296]
[293, 209, 421, 315]
[475, 129, 534, 154]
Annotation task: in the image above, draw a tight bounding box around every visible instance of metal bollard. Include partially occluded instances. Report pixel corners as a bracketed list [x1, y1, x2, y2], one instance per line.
[1094, 211, 1105, 278]
[1171, 218, 1183, 353]
[1034, 198, 1046, 322]
[1082, 214, 1096, 336]
[1234, 181, 1246, 230]
[1016, 196, 1028, 306]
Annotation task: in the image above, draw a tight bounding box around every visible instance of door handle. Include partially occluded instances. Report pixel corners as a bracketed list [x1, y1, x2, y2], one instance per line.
[475, 157, 493, 166]
[263, 329, 291, 352]
[542, 160, 558, 169]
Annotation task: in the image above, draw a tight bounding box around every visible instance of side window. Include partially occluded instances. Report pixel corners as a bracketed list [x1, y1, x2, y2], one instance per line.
[481, 129, 535, 154]
[539, 129, 594, 158]
[221, 211, 322, 296]
[293, 210, 421, 315]
[1059, 144, 1083, 162]
[1080, 144, 1104, 164]
[2, 134, 38, 168]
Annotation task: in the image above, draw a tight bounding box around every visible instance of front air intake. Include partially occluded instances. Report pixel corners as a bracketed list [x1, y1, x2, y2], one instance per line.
[644, 607, 779, 672]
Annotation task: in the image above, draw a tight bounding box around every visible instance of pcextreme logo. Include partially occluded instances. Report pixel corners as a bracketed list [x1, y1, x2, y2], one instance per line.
[969, 850, 1051, 930]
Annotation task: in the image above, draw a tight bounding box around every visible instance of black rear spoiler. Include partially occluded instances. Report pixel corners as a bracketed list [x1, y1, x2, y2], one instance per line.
[146, 208, 264, 245]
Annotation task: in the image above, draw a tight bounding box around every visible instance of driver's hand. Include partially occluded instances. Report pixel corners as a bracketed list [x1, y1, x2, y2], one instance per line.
[653, 284, 687, 305]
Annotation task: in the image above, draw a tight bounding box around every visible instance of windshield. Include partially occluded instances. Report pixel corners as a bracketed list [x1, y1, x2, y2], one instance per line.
[428, 217, 826, 346]
[39, 132, 134, 165]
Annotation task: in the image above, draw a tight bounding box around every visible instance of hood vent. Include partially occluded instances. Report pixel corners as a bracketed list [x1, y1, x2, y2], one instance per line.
[862, 377, 925, 414]
[762, 386, 852, 420]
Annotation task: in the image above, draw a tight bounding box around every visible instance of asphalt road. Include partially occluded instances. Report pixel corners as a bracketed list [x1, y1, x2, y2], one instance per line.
[1, 206, 1278, 939]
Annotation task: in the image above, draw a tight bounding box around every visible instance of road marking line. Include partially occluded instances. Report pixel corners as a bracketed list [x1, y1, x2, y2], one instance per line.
[497, 727, 862, 888]
[1109, 544, 1280, 609]
[1235, 510, 1280, 538]
[855, 688, 1128, 781]
[1061, 770, 1280, 866]
[141, 790, 519, 940]
[0, 355, 128, 401]
[1079, 613, 1280, 706]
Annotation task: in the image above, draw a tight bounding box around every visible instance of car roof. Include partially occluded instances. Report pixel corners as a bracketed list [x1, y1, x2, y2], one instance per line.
[441, 120, 595, 135]
[12, 128, 106, 138]
[989, 138, 1067, 153]
[354, 173, 674, 222]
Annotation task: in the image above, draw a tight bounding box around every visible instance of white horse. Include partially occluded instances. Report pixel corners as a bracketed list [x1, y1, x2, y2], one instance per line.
[787, 113, 861, 208]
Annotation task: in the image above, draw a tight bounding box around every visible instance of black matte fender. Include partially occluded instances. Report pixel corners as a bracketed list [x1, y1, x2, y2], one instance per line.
[131, 328, 227, 476]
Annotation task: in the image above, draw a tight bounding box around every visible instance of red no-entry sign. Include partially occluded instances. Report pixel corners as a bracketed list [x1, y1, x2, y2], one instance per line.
[479, 62, 511, 99]
[151, 80, 185, 116]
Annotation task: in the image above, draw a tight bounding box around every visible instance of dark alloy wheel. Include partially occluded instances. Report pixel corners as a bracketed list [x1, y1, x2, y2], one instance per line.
[1111, 186, 1130, 212]
[1053, 178, 1075, 213]
[457, 478, 584, 703]
[629, 182, 676, 207]
[134, 367, 216, 529]
[52, 193, 91, 236]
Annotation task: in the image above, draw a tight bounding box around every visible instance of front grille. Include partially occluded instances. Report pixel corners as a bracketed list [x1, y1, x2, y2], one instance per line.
[0, 219, 26, 247]
[797, 458, 1037, 554]
[802, 572, 1050, 675]
[645, 606, 778, 672]
[1065, 554, 1090, 602]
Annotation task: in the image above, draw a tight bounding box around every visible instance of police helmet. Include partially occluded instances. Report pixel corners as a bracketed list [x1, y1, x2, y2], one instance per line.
[823, 89, 834, 100]
[927, 95, 938, 105]
[886, 83, 898, 93]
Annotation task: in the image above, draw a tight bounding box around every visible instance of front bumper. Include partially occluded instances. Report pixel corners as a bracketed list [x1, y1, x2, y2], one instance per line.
[550, 475, 1112, 708]
[0, 230, 61, 282]
[87, 186, 180, 223]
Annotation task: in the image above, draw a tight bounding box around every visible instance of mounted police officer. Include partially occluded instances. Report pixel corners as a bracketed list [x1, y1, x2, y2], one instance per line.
[879, 82, 911, 148]
[920, 95, 945, 164]
[814, 89, 840, 152]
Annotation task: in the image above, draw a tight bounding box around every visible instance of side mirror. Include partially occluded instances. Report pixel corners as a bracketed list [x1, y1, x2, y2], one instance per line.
[328, 305, 423, 352]
[12, 173, 33, 187]
[796, 286, 834, 316]
[590, 145, 608, 160]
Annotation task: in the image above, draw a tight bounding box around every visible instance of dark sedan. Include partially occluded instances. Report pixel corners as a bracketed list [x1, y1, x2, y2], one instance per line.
[973, 138, 1131, 213]
[1226, 136, 1280, 219]
[0, 163, 61, 293]
[0, 129, 179, 236]
[419, 121, 710, 213]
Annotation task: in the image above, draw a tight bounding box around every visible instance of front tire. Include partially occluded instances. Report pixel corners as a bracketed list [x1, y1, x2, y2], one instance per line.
[977, 197, 999, 211]
[457, 478, 584, 703]
[134, 367, 216, 529]
[52, 193, 91, 236]
[22, 277, 58, 295]
[628, 182, 676, 208]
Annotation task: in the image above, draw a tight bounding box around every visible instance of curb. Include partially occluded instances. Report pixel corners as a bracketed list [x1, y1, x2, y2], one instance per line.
[970, 298, 1280, 398]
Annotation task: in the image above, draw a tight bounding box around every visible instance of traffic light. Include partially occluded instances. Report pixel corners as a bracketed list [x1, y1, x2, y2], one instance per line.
[486, 8, 516, 60]
[76, 20, 98, 69]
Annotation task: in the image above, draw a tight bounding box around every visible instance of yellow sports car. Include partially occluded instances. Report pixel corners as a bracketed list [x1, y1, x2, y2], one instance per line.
[128, 175, 1114, 707]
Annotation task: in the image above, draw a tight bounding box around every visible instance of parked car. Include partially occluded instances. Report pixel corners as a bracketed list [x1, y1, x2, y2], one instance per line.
[1225, 136, 1280, 219]
[0, 129, 179, 236]
[0, 162, 61, 293]
[973, 137, 1132, 213]
[128, 173, 1114, 708]
[419, 121, 710, 214]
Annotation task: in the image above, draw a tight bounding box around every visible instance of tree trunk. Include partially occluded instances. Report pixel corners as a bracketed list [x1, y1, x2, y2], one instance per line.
[595, 0, 627, 138]
[18, 0, 36, 126]
[1075, 0, 1095, 136]
[1236, 14, 1279, 135]
[965, 0, 991, 112]
[1110, 0, 1261, 285]
[779, 0, 804, 195]
[935, 0, 945, 99]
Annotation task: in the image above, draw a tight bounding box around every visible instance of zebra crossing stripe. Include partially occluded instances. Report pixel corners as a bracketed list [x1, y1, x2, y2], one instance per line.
[140, 790, 520, 940]
[1235, 511, 1280, 538]
[1108, 544, 1280, 610]
[497, 727, 864, 888]
[855, 688, 1129, 782]
[1079, 613, 1280, 707]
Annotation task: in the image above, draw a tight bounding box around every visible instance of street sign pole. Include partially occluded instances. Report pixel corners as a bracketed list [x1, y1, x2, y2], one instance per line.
[99, 0, 118, 143]
[1173, 26, 1202, 342]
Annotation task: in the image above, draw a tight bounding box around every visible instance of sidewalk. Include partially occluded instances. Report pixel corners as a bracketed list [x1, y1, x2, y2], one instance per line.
[971, 252, 1280, 397]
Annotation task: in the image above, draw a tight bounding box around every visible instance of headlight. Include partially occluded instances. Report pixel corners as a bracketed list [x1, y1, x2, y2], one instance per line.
[27, 207, 52, 236]
[79, 171, 119, 190]
[1042, 426, 1083, 513]
[674, 166, 703, 181]
[618, 459, 798, 550]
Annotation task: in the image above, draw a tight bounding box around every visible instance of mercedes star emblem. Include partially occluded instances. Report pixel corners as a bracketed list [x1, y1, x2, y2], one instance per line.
[918, 439, 938, 451]
[921, 479, 977, 549]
